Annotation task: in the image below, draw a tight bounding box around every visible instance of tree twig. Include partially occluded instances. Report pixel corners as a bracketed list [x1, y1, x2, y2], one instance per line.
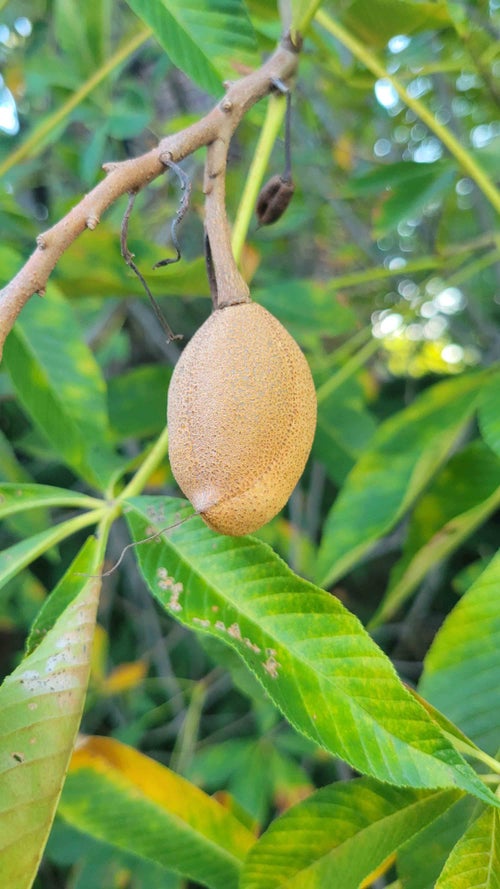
[0, 34, 300, 361]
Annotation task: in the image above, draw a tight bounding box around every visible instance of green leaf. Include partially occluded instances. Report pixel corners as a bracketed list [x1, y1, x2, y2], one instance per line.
[255, 280, 357, 344]
[479, 369, 500, 459]
[240, 779, 459, 888]
[125, 495, 498, 804]
[124, 0, 258, 96]
[396, 795, 478, 889]
[0, 483, 103, 521]
[0, 430, 32, 484]
[348, 161, 455, 236]
[0, 437, 51, 542]
[0, 541, 102, 889]
[435, 806, 500, 888]
[190, 737, 313, 824]
[54, 0, 101, 79]
[25, 537, 100, 656]
[108, 364, 172, 441]
[371, 442, 500, 626]
[314, 379, 377, 486]
[376, 167, 454, 236]
[419, 549, 500, 756]
[56, 229, 210, 300]
[54, 0, 112, 82]
[3, 285, 123, 490]
[288, 0, 324, 35]
[316, 372, 487, 590]
[312, 341, 378, 484]
[352, 161, 455, 236]
[342, 0, 451, 49]
[59, 735, 256, 889]
[407, 688, 490, 765]
[0, 510, 103, 596]
[46, 819, 183, 889]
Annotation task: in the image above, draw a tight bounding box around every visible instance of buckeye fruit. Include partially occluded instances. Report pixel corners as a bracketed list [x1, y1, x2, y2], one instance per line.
[167, 301, 317, 536]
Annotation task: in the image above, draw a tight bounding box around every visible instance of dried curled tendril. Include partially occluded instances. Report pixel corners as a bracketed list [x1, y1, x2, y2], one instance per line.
[120, 158, 192, 343]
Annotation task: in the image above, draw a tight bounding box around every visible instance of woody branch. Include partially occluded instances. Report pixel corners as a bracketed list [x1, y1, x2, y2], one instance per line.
[0, 34, 300, 361]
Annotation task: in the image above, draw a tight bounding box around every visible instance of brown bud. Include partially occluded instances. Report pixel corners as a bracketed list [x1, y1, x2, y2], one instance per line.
[256, 174, 295, 226]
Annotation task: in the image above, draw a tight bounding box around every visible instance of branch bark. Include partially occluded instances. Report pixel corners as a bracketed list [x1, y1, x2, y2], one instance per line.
[0, 35, 300, 361]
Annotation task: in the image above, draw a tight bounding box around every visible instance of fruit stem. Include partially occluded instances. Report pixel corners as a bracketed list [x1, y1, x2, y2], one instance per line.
[119, 424, 170, 501]
[204, 138, 251, 309]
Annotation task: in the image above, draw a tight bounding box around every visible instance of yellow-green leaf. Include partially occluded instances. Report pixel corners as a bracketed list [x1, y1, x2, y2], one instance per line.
[59, 735, 256, 889]
[0, 539, 102, 889]
[435, 807, 500, 888]
[420, 549, 500, 755]
[241, 779, 460, 888]
[317, 371, 487, 590]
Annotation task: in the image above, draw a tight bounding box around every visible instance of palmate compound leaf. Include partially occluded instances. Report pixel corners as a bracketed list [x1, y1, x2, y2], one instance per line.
[124, 0, 257, 97]
[434, 806, 500, 889]
[0, 509, 105, 599]
[371, 441, 500, 627]
[479, 368, 500, 458]
[3, 285, 124, 490]
[342, 0, 451, 48]
[396, 795, 481, 889]
[316, 370, 488, 590]
[419, 549, 500, 756]
[0, 537, 103, 889]
[240, 778, 460, 889]
[58, 736, 256, 889]
[125, 496, 498, 806]
[0, 483, 104, 521]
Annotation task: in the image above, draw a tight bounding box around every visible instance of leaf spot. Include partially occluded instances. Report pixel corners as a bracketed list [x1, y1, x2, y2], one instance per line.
[227, 623, 242, 640]
[146, 504, 166, 523]
[55, 632, 81, 650]
[193, 617, 211, 628]
[263, 654, 280, 679]
[156, 568, 184, 611]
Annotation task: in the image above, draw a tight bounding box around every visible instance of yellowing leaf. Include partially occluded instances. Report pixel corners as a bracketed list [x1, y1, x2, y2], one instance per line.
[0, 539, 102, 889]
[90, 623, 108, 684]
[435, 806, 500, 888]
[102, 660, 148, 695]
[61, 735, 256, 889]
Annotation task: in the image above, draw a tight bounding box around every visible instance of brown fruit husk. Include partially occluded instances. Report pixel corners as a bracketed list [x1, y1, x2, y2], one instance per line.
[167, 302, 317, 536]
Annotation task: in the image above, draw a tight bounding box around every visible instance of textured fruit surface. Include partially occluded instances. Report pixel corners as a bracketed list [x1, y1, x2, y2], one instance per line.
[167, 302, 317, 536]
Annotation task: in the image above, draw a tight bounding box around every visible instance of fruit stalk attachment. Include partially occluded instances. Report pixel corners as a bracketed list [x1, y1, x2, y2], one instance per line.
[203, 138, 251, 310]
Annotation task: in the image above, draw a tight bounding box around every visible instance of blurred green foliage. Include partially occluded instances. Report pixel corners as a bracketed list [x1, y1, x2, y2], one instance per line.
[0, 0, 499, 886]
